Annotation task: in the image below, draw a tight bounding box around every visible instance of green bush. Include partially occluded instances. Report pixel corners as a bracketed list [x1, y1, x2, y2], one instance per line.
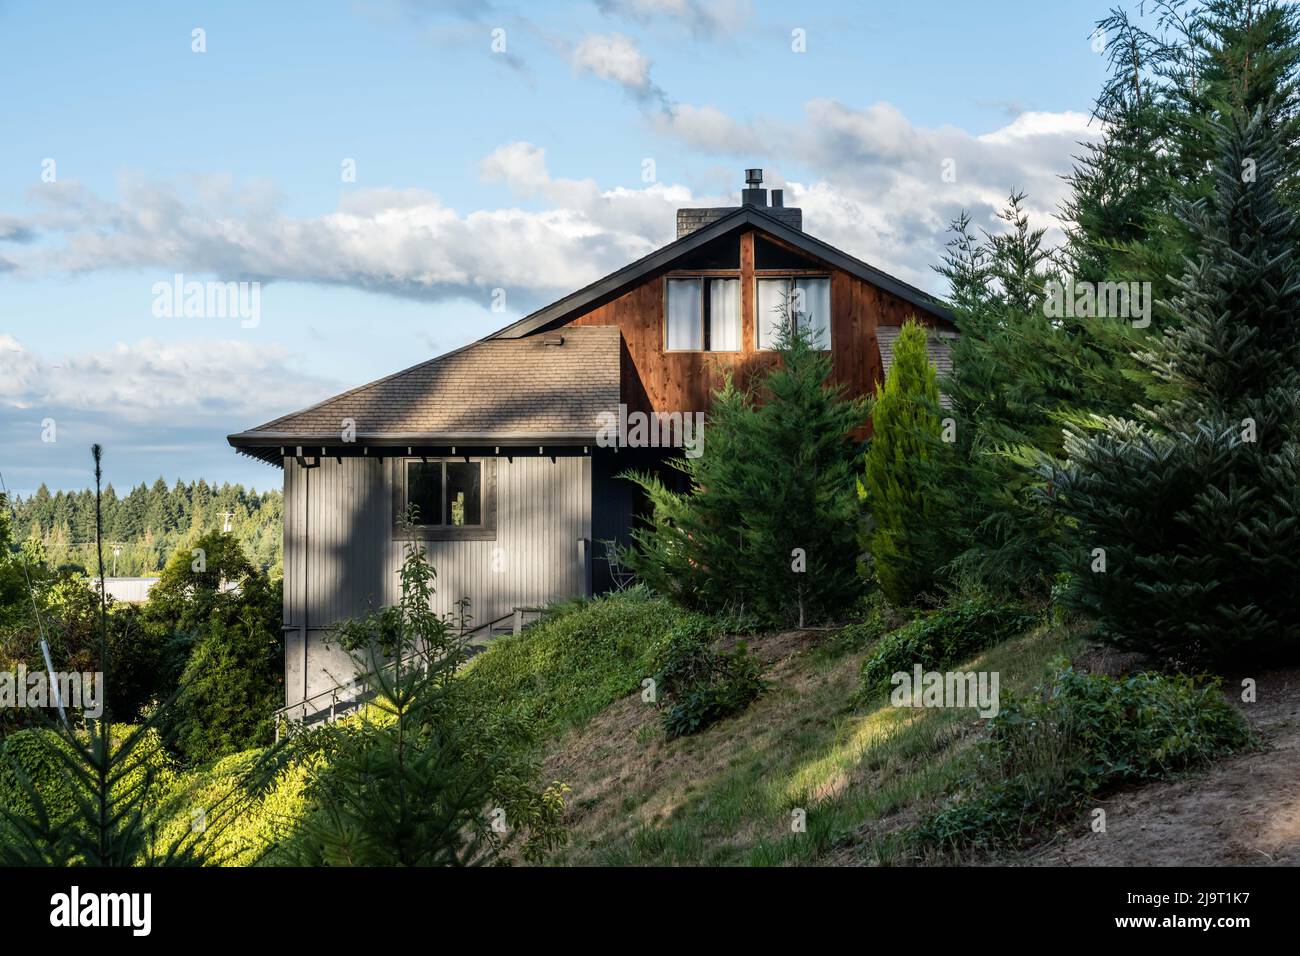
[655, 626, 766, 740]
[463, 586, 714, 734]
[171, 607, 282, 764]
[858, 599, 1037, 697]
[814, 591, 906, 661]
[624, 323, 866, 627]
[0, 723, 183, 863]
[914, 664, 1254, 852]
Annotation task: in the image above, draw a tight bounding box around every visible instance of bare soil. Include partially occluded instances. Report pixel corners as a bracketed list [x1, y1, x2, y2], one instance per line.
[1026, 669, 1300, 866]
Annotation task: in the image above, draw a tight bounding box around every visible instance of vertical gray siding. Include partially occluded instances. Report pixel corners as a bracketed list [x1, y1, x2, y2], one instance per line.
[281, 453, 592, 707]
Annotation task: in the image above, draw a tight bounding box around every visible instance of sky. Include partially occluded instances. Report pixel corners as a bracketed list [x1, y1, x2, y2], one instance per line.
[0, 0, 1121, 497]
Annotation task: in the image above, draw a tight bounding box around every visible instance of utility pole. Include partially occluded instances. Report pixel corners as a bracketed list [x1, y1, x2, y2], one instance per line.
[218, 511, 235, 533]
[112, 544, 122, 576]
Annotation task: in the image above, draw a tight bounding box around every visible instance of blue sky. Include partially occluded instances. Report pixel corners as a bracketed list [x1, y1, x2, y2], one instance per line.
[0, 0, 1119, 496]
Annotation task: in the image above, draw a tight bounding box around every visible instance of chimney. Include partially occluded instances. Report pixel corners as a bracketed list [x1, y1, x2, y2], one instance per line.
[675, 168, 804, 238]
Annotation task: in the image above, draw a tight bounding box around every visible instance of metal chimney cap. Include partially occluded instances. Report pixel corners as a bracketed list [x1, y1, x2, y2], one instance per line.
[744, 168, 763, 187]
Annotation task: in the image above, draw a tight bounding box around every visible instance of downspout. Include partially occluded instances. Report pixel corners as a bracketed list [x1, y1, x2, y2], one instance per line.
[302, 461, 309, 705]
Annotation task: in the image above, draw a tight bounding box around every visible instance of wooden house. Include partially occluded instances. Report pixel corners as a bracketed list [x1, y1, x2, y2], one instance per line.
[228, 169, 956, 715]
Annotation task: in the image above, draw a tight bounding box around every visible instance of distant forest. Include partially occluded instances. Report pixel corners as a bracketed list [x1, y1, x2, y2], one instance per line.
[10, 479, 282, 578]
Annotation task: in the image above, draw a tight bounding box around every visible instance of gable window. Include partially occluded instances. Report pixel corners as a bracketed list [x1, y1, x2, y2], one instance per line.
[756, 276, 831, 350]
[398, 458, 496, 540]
[666, 277, 741, 351]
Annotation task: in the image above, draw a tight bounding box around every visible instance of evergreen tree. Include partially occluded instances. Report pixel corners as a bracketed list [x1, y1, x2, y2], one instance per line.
[931, 194, 1147, 592]
[1052, 108, 1300, 665]
[858, 320, 948, 606]
[626, 323, 866, 627]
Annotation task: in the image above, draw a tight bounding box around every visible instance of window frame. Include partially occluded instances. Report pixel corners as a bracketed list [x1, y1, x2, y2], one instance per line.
[392, 457, 497, 541]
[753, 272, 833, 352]
[663, 273, 743, 354]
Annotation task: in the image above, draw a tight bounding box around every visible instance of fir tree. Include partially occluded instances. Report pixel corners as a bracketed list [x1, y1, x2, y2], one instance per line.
[626, 322, 866, 627]
[1052, 108, 1300, 665]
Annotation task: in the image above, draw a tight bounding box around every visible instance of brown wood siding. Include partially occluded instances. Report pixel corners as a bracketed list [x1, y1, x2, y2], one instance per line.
[563, 227, 946, 415]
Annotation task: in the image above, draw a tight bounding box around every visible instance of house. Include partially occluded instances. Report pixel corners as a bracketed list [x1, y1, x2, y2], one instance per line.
[228, 169, 956, 716]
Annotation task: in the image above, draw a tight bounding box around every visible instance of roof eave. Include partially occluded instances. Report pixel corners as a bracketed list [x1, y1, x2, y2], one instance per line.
[227, 430, 602, 450]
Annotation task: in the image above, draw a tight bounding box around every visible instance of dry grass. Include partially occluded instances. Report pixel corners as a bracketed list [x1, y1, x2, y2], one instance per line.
[537, 618, 1079, 866]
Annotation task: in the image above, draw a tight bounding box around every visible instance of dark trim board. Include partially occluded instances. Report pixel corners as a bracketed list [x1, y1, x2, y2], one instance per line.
[229, 436, 600, 467]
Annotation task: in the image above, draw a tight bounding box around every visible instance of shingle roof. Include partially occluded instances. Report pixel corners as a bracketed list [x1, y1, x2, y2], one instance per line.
[876, 324, 956, 379]
[229, 326, 621, 446]
[876, 324, 957, 408]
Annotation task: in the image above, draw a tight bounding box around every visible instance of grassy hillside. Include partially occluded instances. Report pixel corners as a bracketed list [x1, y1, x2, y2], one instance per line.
[461, 590, 1252, 867]
[535, 616, 1082, 865]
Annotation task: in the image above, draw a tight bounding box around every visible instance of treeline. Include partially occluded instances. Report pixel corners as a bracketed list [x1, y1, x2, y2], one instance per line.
[11, 479, 282, 577]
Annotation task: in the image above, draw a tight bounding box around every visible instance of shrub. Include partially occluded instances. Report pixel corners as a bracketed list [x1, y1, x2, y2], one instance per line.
[463, 586, 714, 734]
[913, 664, 1254, 852]
[0, 723, 188, 864]
[814, 591, 907, 661]
[858, 598, 1037, 697]
[153, 747, 315, 867]
[275, 539, 567, 866]
[171, 607, 282, 764]
[654, 622, 767, 740]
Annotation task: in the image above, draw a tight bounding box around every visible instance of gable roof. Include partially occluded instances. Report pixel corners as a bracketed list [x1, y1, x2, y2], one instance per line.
[227, 326, 621, 461]
[487, 205, 955, 339]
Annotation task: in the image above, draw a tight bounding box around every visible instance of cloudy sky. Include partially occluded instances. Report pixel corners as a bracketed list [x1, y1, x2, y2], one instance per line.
[0, 0, 1119, 496]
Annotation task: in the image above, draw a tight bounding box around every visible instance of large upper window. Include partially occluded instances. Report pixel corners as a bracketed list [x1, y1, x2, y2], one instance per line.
[666, 277, 741, 351]
[756, 276, 831, 350]
[405, 459, 484, 527]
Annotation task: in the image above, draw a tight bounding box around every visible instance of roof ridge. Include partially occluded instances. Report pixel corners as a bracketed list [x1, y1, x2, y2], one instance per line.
[485, 205, 953, 340]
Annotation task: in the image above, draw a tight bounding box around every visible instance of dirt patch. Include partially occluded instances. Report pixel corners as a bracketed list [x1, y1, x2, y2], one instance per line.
[1026, 669, 1300, 866]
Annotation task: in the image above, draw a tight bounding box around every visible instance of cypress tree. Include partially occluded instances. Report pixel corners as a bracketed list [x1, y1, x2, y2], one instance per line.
[858, 319, 946, 606]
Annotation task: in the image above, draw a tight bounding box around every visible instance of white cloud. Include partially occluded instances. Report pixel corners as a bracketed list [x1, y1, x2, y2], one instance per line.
[3, 99, 1096, 309]
[595, 0, 754, 36]
[0, 334, 334, 425]
[653, 98, 1099, 287]
[569, 32, 668, 105]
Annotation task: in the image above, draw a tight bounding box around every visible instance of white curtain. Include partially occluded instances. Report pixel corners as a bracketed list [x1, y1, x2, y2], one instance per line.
[666, 279, 702, 350]
[756, 278, 790, 349]
[794, 277, 831, 348]
[708, 278, 740, 351]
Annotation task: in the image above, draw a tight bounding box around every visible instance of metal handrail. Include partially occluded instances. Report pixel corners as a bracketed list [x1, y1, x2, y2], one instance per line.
[273, 607, 533, 740]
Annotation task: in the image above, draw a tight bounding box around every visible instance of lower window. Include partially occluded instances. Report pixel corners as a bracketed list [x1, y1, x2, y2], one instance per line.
[399, 458, 495, 538]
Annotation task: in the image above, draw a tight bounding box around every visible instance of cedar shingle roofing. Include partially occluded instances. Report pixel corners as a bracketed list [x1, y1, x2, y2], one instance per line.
[228, 326, 621, 456]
